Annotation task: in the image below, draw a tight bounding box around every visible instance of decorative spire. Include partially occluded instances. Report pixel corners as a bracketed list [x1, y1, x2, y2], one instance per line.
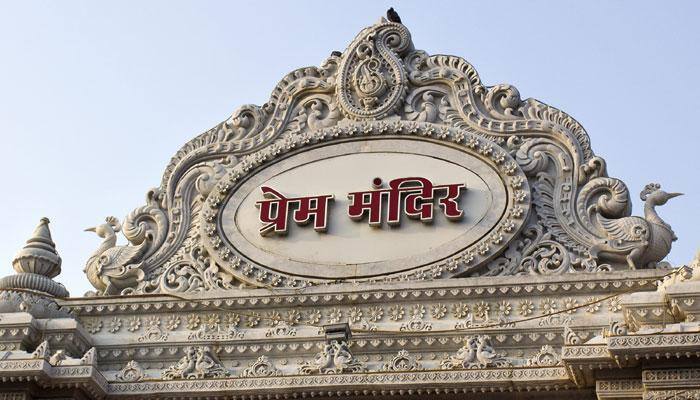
[0, 218, 68, 297]
[13, 217, 61, 278]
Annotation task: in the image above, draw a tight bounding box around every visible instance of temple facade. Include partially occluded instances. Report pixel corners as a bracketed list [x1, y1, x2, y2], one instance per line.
[0, 12, 698, 400]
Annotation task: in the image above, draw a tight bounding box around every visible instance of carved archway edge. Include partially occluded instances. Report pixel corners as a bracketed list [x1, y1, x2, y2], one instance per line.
[86, 17, 678, 296]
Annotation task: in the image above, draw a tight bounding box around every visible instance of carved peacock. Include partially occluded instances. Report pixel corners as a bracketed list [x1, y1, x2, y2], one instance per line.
[590, 183, 682, 269]
[84, 216, 147, 295]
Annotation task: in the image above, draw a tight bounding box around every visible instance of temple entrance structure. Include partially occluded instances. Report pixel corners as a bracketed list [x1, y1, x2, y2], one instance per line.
[1, 11, 698, 400]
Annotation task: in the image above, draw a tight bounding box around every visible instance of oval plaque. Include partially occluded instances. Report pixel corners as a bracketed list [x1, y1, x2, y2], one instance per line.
[202, 123, 530, 285]
[223, 139, 504, 278]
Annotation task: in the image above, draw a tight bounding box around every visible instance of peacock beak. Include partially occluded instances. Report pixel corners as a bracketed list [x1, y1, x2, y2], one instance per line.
[84, 227, 96, 232]
[668, 193, 683, 199]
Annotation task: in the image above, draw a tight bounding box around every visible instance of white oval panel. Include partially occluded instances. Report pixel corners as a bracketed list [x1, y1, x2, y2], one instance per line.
[220, 139, 507, 279]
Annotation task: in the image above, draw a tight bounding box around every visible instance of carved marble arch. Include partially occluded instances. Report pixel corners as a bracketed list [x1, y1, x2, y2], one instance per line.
[85, 16, 681, 295]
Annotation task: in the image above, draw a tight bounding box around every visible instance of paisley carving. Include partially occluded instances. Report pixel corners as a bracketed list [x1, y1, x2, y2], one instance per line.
[336, 19, 412, 119]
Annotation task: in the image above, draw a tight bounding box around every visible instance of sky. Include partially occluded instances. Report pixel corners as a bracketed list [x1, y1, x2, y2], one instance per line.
[0, 1, 698, 296]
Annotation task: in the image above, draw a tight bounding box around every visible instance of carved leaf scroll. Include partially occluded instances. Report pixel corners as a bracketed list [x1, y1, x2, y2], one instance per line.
[83, 15, 679, 295]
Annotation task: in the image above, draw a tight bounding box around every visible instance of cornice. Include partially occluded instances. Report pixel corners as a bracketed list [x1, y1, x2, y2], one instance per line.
[59, 270, 665, 315]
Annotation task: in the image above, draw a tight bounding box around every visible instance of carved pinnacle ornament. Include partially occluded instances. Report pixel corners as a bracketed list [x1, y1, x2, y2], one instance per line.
[0, 218, 68, 297]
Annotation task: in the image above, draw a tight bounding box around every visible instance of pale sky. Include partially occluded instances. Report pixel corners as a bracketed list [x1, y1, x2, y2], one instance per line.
[0, 1, 698, 296]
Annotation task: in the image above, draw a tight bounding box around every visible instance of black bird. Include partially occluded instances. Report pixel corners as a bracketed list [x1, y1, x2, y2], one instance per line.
[331, 51, 342, 57]
[386, 7, 402, 24]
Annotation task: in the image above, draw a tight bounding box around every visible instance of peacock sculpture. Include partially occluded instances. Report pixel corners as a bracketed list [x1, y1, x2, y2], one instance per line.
[84, 216, 147, 295]
[590, 183, 682, 269]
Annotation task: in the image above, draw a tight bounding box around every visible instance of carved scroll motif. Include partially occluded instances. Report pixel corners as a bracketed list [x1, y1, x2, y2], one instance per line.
[86, 16, 680, 295]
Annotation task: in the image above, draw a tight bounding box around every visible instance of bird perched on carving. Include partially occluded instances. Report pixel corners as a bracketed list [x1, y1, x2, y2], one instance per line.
[590, 183, 682, 269]
[386, 7, 402, 24]
[84, 216, 146, 295]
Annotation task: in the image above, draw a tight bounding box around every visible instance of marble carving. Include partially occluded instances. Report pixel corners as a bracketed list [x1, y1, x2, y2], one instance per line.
[0, 9, 695, 400]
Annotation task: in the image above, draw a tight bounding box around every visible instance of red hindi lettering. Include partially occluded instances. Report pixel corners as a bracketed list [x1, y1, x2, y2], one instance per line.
[256, 187, 291, 236]
[347, 189, 383, 227]
[256, 186, 334, 236]
[437, 183, 465, 220]
[347, 177, 465, 227]
[387, 177, 434, 225]
[293, 194, 334, 232]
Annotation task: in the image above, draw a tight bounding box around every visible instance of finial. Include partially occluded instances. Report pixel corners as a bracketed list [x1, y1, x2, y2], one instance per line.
[0, 218, 68, 297]
[13, 217, 61, 278]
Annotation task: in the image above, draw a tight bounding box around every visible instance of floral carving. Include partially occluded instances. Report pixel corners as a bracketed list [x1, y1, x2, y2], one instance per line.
[266, 322, 296, 337]
[367, 306, 384, 322]
[188, 319, 244, 341]
[541, 298, 557, 315]
[145, 315, 161, 328]
[382, 349, 423, 371]
[306, 309, 322, 325]
[126, 316, 141, 332]
[608, 296, 622, 312]
[116, 360, 145, 382]
[409, 304, 425, 319]
[388, 305, 405, 321]
[165, 315, 181, 331]
[265, 311, 281, 327]
[186, 314, 200, 330]
[452, 303, 470, 319]
[224, 313, 240, 327]
[327, 308, 343, 324]
[138, 325, 168, 342]
[108, 317, 122, 333]
[517, 300, 534, 316]
[431, 304, 447, 319]
[348, 307, 363, 323]
[285, 310, 301, 326]
[496, 301, 511, 317]
[473, 301, 490, 319]
[586, 297, 600, 313]
[245, 313, 260, 328]
[84, 319, 103, 334]
[526, 345, 562, 367]
[562, 298, 579, 314]
[240, 355, 281, 378]
[400, 316, 433, 332]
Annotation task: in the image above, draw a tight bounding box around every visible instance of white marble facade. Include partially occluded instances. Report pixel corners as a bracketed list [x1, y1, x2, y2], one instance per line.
[0, 10, 698, 400]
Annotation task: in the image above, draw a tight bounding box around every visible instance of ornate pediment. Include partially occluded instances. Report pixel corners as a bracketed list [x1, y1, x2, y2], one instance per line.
[80, 15, 681, 296]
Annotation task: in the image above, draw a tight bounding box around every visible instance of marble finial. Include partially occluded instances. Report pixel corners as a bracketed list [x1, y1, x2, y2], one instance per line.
[13, 217, 62, 278]
[0, 218, 68, 298]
